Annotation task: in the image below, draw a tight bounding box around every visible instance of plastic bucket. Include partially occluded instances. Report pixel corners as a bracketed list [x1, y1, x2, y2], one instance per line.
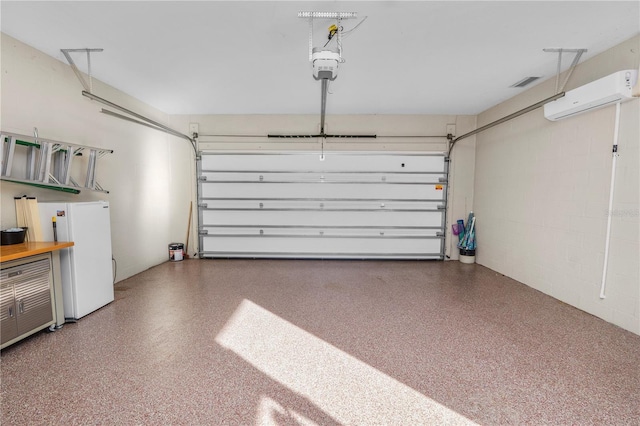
[168, 243, 184, 261]
[459, 248, 475, 264]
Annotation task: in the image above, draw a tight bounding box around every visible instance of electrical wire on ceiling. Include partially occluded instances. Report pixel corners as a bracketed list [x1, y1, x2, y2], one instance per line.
[322, 16, 368, 53]
[341, 16, 368, 36]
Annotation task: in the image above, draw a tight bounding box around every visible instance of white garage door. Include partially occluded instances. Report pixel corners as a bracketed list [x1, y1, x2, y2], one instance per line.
[198, 151, 447, 259]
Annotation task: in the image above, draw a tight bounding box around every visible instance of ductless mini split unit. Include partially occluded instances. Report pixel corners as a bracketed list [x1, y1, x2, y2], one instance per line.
[544, 69, 638, 121]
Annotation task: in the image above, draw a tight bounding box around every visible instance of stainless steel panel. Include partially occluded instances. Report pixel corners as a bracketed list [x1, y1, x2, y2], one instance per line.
[1, 257, 53, 344]
[12, 259, 53, 336]
[0, 282, 18, 345]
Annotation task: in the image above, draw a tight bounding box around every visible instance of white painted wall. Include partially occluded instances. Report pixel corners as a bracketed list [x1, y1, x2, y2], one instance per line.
[1, 32, 476, 279]
[1, 34, 194, 281]
[474, 35, 640, 334]
[9, 28, 634, 336]
[170, 113, 476, 260]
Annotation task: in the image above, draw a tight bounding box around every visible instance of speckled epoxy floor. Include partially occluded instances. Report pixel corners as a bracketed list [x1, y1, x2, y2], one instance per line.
[1, 259, 639, 425]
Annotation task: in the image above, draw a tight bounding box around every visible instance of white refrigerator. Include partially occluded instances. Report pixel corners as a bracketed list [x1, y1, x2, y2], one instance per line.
[38, 201, 114, 320]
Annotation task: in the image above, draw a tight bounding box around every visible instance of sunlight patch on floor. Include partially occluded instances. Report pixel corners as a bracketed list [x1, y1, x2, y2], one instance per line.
[215, 299, 476, 425]
[256, 395, 320, 426]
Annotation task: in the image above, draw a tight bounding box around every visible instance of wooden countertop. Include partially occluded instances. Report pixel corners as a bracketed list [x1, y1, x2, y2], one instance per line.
[0, 241, 74, 263]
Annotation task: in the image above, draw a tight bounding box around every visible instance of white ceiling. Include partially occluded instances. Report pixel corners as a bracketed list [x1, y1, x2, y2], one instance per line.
[1, 1, 639, 116]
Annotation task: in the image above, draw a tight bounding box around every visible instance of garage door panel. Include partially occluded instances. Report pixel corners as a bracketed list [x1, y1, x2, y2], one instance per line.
[204, 227, 442, 237]
[202, 153, 445, 173]
[204, 200, 443, 210]
[202, 236, 443, 257]
[202, 210, 443, 228]
[202, 182, 446, 200]
[199, 151, 447, 259]
[202, 172, 446, 184]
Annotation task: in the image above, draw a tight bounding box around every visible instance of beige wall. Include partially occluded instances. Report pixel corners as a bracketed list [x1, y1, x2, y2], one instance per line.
[474, 35, 640, 334]
[1, 33, 195, 281]
[5, 27, 634, 337]
[4, 29, 637, 335]
[2, 32, 477, 279]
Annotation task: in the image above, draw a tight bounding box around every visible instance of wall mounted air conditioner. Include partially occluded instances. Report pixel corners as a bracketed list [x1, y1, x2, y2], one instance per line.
[544, 69, 638, 121]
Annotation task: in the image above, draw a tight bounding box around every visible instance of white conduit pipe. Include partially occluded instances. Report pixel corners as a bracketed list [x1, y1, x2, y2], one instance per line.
[600, 102, 621, 299]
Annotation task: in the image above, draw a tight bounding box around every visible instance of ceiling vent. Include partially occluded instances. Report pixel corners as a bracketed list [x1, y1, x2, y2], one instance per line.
[510, 76, 541, 88]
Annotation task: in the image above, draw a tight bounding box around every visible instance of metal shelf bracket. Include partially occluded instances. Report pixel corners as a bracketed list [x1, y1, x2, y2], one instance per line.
[543, 48, 587, 93]
[61, 48, 104, 93]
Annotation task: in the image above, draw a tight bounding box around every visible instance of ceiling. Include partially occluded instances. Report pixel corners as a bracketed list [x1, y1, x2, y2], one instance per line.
[1, 1, 639, 116]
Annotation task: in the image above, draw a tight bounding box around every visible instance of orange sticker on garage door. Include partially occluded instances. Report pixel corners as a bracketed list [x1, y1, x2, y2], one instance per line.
[435, 185, 443, 190]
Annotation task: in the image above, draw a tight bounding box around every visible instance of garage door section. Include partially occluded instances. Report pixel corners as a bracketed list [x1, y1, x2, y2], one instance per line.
[198, 151, 447, 259]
